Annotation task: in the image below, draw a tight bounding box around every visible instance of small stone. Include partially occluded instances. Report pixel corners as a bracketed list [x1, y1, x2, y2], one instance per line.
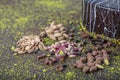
[73, 47, 79, 52]
[54, 42, 60, 45]
[37, 54, 47, 59]
[51, 25, 58, 30]
[46, 29, 53, 34]
[56, 65, 64, 72]
[92, 50, 98, 56]
[76, 60, 83, 64]
[87, 57, 95, 63]
[79, 47, 83, 52]
[95, 64, 104, 69]
[59, 40, 67, 43]
[80, 31, 89, 38]
[71, 52, 79, 55]
[97, 50, 102, 54]
[89, 66, 97, 72]
[77, 64, 85, 69]
[47, 34, 56, 40]
[70, 28, 75, 32]
[45, 27, 49, 31]
[44, 61, 49, 65]
[96, 45, 103, 50]
[87, 53, 92, 56]
[96, 57, 104, 62]
[63, 34, 69, 38]
[94, 60, 102, 65]
[59, 56, 65, 61]
[40, 31, 46, 38]
[95, 54, 103, 59]
[69, 37, 74, 40]
[93, 46, 99, 51]
[79, 57, 86, 62]
[60, 27, 66, 31]
[101, 49, 107, 54]
[69, 33, 74, 37]
[87, 55, 95, 62]
[48, 61, 53, 65]
[25, 46, 32, 51]
[39, 43, 47, 50]
[73, 64, 78, 68]
[87, 63, 95, 67]
[54, 30, 60, 34]
[103, 44, 108, 48]
[18, 50, 26, 54]
[54, 33, 62, 38]
[14, 48, 19, 52]
[57, 24, 63, 28]
[50, 21, 56, 27]
[83, 66, 89, 73]
[69, 55, 76, 58]
[14, 64, 17, 66]
[103, 54, 109, 59]
[58, 36, 65, 40]
[13, 53, 17, 56]
[50, 57, 57, 63]
[61, 31, 67, 34]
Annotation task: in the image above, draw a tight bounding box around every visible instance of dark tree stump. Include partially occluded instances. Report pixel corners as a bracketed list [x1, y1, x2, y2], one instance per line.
[82, 0, 120, 38]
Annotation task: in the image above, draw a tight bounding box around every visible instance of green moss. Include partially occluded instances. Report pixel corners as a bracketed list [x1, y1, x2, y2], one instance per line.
[65, 71, 76, 80]
[43, 37, 55, 46]
[15, 17, 29, 28]
[33, 73, 37, 79]
[35, 0, 66, 9]
[43, 69, 47, 73]
[0, 21, 6, 30]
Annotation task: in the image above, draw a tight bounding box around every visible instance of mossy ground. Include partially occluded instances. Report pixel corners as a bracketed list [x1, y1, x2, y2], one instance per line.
[0, 0, 120, 80]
